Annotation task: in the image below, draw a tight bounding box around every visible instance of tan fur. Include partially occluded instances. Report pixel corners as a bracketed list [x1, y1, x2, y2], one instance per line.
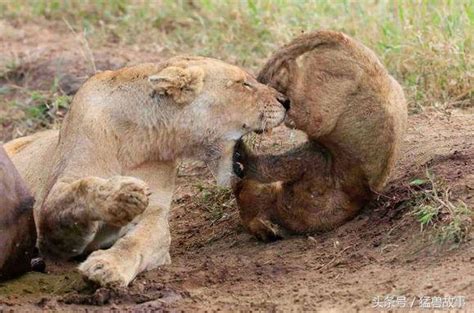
[4, 56, 287, 286]
[149, 66, 205, 104]
[234, 31, 407, 240]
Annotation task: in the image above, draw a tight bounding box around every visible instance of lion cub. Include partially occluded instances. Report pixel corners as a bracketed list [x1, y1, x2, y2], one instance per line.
[234, 31, 407, 240]
[4, 56, 288, 286]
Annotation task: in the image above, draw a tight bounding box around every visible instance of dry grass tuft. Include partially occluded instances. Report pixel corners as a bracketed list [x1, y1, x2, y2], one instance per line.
[194, 183, 237, 224]
[409, 171, 473, 248]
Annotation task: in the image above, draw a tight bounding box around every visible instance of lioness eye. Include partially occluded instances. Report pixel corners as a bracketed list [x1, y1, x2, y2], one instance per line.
[243, 82, 254, 90]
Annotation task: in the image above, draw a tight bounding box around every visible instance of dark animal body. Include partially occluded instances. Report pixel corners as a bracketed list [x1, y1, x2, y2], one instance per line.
[234, 30, 407, 240]
[0, 146, 36, 280]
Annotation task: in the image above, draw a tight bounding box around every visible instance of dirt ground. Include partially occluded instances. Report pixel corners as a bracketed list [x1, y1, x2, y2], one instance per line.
[0, 20, 473, 312]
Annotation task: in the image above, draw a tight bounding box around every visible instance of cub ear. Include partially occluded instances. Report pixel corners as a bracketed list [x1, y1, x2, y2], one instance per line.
[148, 66, 205, 104]
[258, 59, 295, 94]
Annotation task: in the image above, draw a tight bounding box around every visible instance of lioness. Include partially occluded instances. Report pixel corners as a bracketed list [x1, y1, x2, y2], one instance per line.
[4, 56, 289, 286]
[234, 31, 407, 240]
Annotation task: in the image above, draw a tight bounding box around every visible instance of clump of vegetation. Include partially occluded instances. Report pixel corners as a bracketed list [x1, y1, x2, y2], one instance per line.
[194, 183, 236, 224]
[0, 58, 26, 83]
[0, 51, 73, 141]
[410, 171, 472, 248]
[1, 0, 472, 111]
[22, 89, 70, 123]
[0, 83, 71, 141]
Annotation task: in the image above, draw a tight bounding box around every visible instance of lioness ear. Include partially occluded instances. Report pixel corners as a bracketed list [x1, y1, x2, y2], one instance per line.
[148, 66, 205, 104]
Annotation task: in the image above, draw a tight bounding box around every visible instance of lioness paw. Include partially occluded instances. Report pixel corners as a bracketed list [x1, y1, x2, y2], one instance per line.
[78, 250, 134, 287]
[95, 176, 150, 226]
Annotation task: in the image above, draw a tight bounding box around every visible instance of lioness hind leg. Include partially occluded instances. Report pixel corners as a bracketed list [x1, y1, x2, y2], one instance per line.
[38, 176, 150, 258]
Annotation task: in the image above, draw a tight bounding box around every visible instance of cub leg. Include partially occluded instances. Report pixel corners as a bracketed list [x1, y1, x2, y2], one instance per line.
[234, 140, 332, 240]
[237, 179, 361, 238]
[78, 162, 176, 287]
[235, 179, 287, 241]
[38, 176, 149, 258]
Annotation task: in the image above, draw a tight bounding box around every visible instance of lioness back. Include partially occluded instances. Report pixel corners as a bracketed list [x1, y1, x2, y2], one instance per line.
[4, 130, 59, 202]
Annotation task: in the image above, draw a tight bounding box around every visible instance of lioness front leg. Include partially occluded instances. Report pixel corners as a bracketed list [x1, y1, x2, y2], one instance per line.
[78, 207, 170, 287]
[38, 176, 150, 258]
[78, 162, 176, 287]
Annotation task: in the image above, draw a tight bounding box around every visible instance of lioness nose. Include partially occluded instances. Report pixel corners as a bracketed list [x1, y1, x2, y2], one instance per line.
[277, 95, 291, 111]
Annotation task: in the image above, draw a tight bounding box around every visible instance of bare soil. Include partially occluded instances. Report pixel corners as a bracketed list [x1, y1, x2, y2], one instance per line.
[1, 20, 473, 312]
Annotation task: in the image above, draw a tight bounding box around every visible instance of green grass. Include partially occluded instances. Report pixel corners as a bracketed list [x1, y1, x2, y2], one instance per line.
[0, 84, 71, 141]
[195, 183, 236, 224]
[410, 171, 473, 248]
[1, 0, 472, 111]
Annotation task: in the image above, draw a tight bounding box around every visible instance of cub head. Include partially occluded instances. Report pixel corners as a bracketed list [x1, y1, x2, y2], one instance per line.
[148, 56, 289, 185]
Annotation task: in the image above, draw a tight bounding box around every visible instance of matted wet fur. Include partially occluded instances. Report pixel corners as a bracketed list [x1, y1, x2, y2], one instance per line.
[234, 30, 407, 240]
[4, 56, 288, 286]
[0, 146, 36, 280]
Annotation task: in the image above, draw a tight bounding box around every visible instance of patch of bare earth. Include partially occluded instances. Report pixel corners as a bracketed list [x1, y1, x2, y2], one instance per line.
[0, 19, 162, 141]
[1, 21, 472, 312]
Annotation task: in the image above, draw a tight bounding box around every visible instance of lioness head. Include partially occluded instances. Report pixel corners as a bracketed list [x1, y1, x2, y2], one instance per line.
[147, 56, 289, 184]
